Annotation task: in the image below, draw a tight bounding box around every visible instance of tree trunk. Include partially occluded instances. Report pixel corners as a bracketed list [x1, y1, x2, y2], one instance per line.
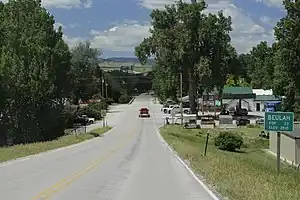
[188, 68, 197, 114]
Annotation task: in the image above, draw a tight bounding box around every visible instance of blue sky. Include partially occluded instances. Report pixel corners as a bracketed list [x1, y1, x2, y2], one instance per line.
[2, 0, 286, 57]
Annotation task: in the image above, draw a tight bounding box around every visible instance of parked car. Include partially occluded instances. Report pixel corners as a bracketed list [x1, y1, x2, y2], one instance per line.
[139, 107, 150, 118]
[234, 108, 248, 116]
[256, 118, 264, 125]
[81, 115, 95, 124]
[162, 105, 177, 113]
[236, 118, 250, 126]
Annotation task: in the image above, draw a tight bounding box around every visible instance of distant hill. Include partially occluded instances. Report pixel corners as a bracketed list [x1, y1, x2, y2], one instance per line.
[105, 57, 155, 65]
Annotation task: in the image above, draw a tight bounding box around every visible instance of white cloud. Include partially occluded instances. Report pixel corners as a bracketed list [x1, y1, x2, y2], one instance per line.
[54, 22, 81, 30]
[255, 0, 283, 8]
[89, 23, 152, 51]
[63, 35, 85, 48]
[1, 0, 92, 9]
[88, 1, 274, 53]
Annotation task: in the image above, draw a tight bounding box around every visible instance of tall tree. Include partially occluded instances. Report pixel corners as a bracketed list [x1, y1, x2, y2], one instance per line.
[70, 41, 102, 104]
[273, 0, 300, 111]
[135, 0, 234, 112]
[248, 41, 274, 89]
[0, 0, 72, 143]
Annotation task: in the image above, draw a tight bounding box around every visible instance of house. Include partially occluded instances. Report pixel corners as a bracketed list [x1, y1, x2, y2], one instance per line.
[253, 94, 281, 112]
[222, 86, 256, 111]
[252, 89, 281, 112]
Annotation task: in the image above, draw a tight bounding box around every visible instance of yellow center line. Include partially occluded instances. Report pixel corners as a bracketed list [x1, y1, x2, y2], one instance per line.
[30, 128, 135, 200]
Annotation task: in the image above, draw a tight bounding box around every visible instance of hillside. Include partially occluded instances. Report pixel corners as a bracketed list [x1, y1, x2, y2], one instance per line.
[105, 57, 155, 65]
[100, 57, 154, 73]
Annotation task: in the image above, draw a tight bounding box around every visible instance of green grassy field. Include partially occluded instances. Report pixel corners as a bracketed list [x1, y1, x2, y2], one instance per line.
[160, 125, 300, 200]
[0, 126, 112, 163]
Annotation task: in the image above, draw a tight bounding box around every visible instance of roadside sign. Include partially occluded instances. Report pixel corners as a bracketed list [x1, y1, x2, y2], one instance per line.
[264, 112, 294, 132]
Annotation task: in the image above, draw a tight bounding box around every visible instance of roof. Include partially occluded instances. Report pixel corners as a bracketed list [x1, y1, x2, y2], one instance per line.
[222, 87, 255, 99]
[223, 86, 253, 94]
[253, 89, 273, 95]
[255, 95, 281, 101]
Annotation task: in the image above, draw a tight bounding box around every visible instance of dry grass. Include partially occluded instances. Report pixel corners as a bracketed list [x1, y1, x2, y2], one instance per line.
[160, 125, 300, 200]
[0, 126, 112, 163]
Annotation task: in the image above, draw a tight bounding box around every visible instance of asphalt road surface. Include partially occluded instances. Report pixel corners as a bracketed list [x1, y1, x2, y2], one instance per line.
[0, 94, 216, 200]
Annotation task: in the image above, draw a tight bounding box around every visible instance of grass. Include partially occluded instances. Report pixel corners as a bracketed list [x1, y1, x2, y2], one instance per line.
[160, 125, 300, 200]
[0, 126, 112, 163]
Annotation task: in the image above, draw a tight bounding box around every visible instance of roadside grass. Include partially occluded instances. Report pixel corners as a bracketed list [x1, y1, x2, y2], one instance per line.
[160, 125, 300, 200]
[0, 126, 112, 163]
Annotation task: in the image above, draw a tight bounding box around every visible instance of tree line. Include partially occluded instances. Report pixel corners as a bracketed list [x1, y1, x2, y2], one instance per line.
[0, 0, 152, 146]
[135, 0, 300, 114]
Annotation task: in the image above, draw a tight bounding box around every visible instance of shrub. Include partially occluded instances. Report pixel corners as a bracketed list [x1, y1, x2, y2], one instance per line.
[246, 124, 262, 128]
[118, 94, 131, 104]
[103, 98, 114, 105]
[64, 110, 77, 128]
[77, 106, 102, 120]
[214, 131, 244, 152]
[88, 102, 108, 110]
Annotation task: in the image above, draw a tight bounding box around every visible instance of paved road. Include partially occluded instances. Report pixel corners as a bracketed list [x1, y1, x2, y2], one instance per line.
[0, 95, 216, 200]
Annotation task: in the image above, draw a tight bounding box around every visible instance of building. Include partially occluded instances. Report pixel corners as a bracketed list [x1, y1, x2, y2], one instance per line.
[252, 89, 281, 112]
[222, 86, 256, 111]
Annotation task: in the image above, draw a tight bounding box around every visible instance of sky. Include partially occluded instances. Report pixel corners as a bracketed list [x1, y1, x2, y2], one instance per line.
[2, 0, 286, 58]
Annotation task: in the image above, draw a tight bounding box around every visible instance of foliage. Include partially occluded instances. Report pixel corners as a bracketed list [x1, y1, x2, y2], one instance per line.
[135, 0, 235, 112]
[248, 41, 275, 89]
[272, 0, 300, 112]
[118, 93, 131, 104]
[103, 98, 114, 105]
[70, 41, 102, 103]
[214, 131, 244, 151]
[0, 0, 72, 144]
[77, 106, 102, 120]
[88, 102, 108, 110]
[225, 74, 250, 87]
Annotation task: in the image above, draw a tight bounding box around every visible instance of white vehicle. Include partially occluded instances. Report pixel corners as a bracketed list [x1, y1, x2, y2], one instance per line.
[162, 105, 179, 114]
[81, 115, 95, 124]
[172, 107, 190, 114]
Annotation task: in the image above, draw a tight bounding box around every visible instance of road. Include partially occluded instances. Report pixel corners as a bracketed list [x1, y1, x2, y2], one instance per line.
[0, 94, 217, 200]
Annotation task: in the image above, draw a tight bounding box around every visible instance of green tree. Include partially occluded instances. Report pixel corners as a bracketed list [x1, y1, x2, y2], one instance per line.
[0, 0, 72, 144]
[135, 0, 234, 112]
[248, 41, 274, 89]
[70, 41, 102, 104]
[273, 0, 300, 112]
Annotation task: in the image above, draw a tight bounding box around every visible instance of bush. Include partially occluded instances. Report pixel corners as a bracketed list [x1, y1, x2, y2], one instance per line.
[103, 98, 114, 105]
[118, 94, 131, 104]
[246, 124, 262, 128]
[88, 102, 108, 110]
[64, 110, 77, 128]
[214, 131, 244, 152]
[77, 106, 102, 120]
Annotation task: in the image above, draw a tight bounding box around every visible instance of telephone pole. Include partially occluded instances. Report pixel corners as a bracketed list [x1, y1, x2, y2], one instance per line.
[101, 76, 104, 98]
[105, 83, 108, 98]
[180, 69, 183, 125]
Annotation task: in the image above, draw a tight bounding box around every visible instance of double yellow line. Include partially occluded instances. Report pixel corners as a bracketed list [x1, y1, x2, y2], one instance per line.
[30, 129, 135, 200]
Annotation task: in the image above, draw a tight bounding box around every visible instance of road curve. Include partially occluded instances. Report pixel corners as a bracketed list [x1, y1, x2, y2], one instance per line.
[0, 95, 216, 200]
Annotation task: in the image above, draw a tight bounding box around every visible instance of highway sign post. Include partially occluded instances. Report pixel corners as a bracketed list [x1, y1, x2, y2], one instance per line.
[264, 112, 294, 174]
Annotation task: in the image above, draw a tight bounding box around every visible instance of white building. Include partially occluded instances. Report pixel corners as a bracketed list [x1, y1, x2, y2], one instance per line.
[252, 89, 281, 112]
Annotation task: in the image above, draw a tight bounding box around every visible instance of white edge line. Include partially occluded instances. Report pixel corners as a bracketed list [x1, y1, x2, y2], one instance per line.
[152, 110, 220, 200]
[0, 126, 117, 168]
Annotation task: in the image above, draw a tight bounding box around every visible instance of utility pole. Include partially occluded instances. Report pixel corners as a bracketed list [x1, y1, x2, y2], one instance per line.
[101, 76, 104, 98]
[180, 70, 183, 125]
[105, 83, 108, 98]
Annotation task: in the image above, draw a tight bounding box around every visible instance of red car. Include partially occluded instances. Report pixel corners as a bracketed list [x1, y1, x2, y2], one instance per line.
[139, 107, 150, 118]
